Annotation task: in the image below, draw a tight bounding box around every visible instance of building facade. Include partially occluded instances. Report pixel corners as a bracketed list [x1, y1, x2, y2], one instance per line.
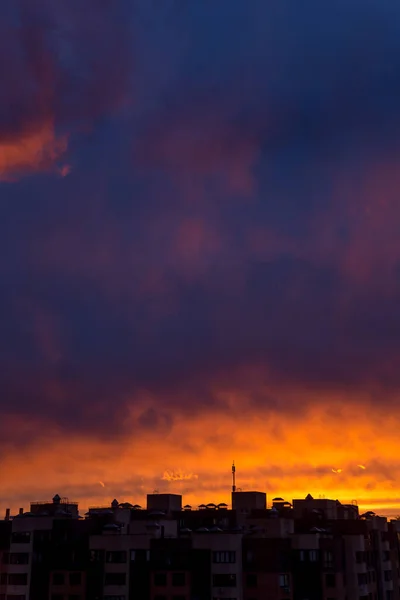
[0, 491, 399, 600]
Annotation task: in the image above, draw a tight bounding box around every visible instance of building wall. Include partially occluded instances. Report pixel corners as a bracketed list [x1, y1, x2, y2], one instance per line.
[0, 549, 8, 600]
[292, 498, 339, 520]
[150, 570, 191, 600]
[7, 515, 49, 600]
[90, 531, 133, 600]
[147, 494, 182, 514]
[232, 492, 267, 514]
[243, 571, 293, 600]
[48, 569, 86, 600]
[193, 532, 243, 600]
[246, 516, 294, 538]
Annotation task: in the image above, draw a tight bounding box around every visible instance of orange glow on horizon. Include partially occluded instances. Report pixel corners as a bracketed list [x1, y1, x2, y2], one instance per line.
[1, 387, 400, 519]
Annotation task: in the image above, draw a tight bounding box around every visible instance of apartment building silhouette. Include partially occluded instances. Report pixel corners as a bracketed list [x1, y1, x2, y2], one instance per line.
[0, 486, 399, 600]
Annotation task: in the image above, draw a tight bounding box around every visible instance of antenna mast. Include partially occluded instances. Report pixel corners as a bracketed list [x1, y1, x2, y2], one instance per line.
[232, 461, 236, 493]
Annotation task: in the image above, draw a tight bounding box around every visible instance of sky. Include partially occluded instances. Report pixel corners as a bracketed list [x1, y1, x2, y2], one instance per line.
[1, 0, 400, 517]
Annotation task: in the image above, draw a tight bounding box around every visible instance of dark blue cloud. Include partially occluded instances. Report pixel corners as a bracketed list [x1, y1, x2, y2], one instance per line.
[1, 0, 400, 443]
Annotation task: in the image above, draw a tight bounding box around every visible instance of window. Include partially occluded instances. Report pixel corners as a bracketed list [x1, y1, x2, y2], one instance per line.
[325, 573, 336, 588]
[212, 574, 236, 587]
[154, 573, 167, 586]
[172, 573, 185, 586]
[212, 551, 236, 563]
[69, 572, 81, 586]
[383, 551, 390, 562]
[246, 550, 254, 563]
[299, 550, 305, 561]
[10, 532, 30, 544]
[386, 593, 393, 600]
[90, 550, 104, 562]
[309, 550, 318, 562]
[358, 573, 368, 585]
[9, 554, 29, 565]
[324, 550, 334, 569]
[104, 573, 126, 586]
[279, 574, 289, 588]
[0, 574, 7, 585]
[8, 574, 28, 586]
[246, 574, 257, 588]
[2, 553, 9, 564]
[35, 530, 51, 543]
[105, 551, 127, 564]
[130, 549, 149, 562]
[52, 573, 65, 585]
[356, 551, 365, 563]
[384, 571, 393, 582]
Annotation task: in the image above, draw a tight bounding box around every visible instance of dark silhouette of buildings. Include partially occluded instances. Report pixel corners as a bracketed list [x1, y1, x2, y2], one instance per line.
[0, 488, 399, 600]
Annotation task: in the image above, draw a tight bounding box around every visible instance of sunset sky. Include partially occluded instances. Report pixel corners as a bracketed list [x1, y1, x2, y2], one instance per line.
[2, 0, 400, 518]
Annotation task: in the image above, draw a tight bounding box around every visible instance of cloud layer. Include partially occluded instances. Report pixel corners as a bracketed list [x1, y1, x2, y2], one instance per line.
[2, 0, 400, 515]
[0, 0, 132, 179]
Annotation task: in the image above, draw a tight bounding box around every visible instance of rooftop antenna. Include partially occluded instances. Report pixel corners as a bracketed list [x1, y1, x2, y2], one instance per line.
[232, 461, 236, 493]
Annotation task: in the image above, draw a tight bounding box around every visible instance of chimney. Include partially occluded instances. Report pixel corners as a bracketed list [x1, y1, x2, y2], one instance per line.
[5, 509, 10, 521]
[19, 508, 23, 515]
